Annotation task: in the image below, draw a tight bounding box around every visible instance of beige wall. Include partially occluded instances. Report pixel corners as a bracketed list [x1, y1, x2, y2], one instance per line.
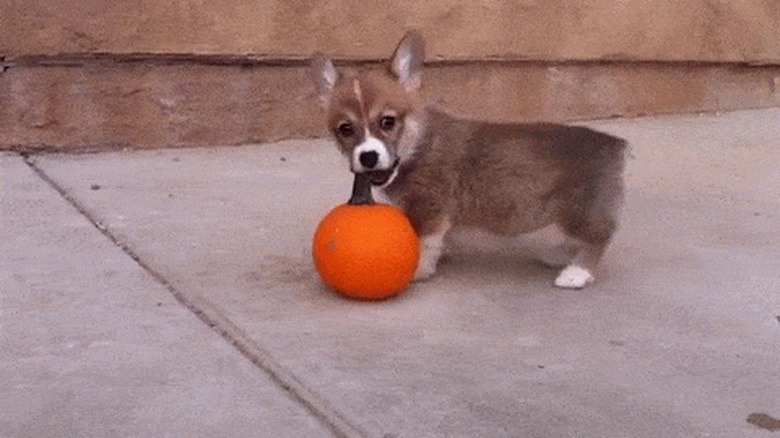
[3, 57, 778, 151]
[2, 0, 779, 62]
[1, 1, 778, 151]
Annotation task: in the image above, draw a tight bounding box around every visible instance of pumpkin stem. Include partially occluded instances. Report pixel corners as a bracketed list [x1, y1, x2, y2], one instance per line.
[348, 172, 374, 205]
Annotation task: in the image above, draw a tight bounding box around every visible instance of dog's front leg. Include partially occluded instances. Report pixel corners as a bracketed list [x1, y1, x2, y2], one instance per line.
[414, 218, 451, 281]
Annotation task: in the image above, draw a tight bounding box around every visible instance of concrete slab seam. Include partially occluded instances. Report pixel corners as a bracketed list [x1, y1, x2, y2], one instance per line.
[20, 153, 370, 438]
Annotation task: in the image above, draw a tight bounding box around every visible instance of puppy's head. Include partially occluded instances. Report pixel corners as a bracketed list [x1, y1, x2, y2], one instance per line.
[312, 30, 425, 186]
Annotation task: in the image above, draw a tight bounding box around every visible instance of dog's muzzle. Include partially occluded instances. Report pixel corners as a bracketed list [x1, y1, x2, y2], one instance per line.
[359, 157, 400, 186]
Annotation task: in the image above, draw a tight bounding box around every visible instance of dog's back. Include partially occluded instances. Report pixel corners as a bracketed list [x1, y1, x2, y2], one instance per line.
[384, 109, 625, 238]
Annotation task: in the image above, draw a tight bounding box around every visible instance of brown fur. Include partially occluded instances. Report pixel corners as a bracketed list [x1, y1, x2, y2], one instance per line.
[385, 110, 626, 240]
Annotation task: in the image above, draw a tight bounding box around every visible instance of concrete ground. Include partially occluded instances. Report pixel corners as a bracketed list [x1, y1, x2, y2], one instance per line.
[2, 108, 779, 437]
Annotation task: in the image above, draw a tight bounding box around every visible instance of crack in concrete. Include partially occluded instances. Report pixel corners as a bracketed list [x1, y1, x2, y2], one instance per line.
[20, 153, 368, 438]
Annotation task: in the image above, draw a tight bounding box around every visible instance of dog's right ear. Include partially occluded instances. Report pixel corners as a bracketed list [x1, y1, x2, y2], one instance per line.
[312, 54, 338, 108]
[391, 30, 425, 92]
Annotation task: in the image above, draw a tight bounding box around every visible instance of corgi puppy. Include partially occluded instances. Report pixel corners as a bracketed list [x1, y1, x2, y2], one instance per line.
[312, 30, 626, 289]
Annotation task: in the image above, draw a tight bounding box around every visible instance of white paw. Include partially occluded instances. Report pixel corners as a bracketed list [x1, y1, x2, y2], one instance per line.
[413, 256, 438, 281]
[554, 265, 595, 289]
[413, 224, 449, 282]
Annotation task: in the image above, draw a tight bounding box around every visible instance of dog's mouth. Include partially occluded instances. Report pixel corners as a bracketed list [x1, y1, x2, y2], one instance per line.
[359, 158, 400, 186]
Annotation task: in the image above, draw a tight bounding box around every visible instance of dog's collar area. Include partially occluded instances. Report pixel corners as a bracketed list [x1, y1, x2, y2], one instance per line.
[360, 157, 400, 186]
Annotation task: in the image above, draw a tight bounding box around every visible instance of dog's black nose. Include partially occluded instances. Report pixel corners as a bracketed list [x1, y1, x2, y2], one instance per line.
[359, 151, 379, 169]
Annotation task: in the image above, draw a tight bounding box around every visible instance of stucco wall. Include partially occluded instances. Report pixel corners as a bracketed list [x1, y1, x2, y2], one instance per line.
[2, 0, 779, 62]
[1, 1, 778, 151]
[3, 56, 778, 151]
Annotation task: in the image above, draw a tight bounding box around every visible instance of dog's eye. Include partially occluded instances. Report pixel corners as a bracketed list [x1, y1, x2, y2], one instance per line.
[379, 116, 396, 131]
[336, 123, 355, 138]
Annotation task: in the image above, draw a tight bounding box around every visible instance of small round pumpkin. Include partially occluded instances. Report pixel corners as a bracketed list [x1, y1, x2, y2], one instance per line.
[313, 173, 419, 300]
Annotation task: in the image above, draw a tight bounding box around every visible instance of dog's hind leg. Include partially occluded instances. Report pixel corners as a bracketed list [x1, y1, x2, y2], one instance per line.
[554, 240, 609, 288]
[555, 210, 619, 288]
[554, 174, 622, 289]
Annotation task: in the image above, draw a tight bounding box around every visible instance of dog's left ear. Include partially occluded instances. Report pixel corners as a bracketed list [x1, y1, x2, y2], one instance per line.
[312, 54, 338, 107]
[391, 30, 425, 92]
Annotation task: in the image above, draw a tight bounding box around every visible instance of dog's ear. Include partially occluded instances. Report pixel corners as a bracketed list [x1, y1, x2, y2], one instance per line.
[312, 54, 338, 107]
[390, 30, 425, 92]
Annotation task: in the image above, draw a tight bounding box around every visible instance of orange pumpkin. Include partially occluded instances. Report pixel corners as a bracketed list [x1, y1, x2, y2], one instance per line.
[313, 174, 419, 300]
